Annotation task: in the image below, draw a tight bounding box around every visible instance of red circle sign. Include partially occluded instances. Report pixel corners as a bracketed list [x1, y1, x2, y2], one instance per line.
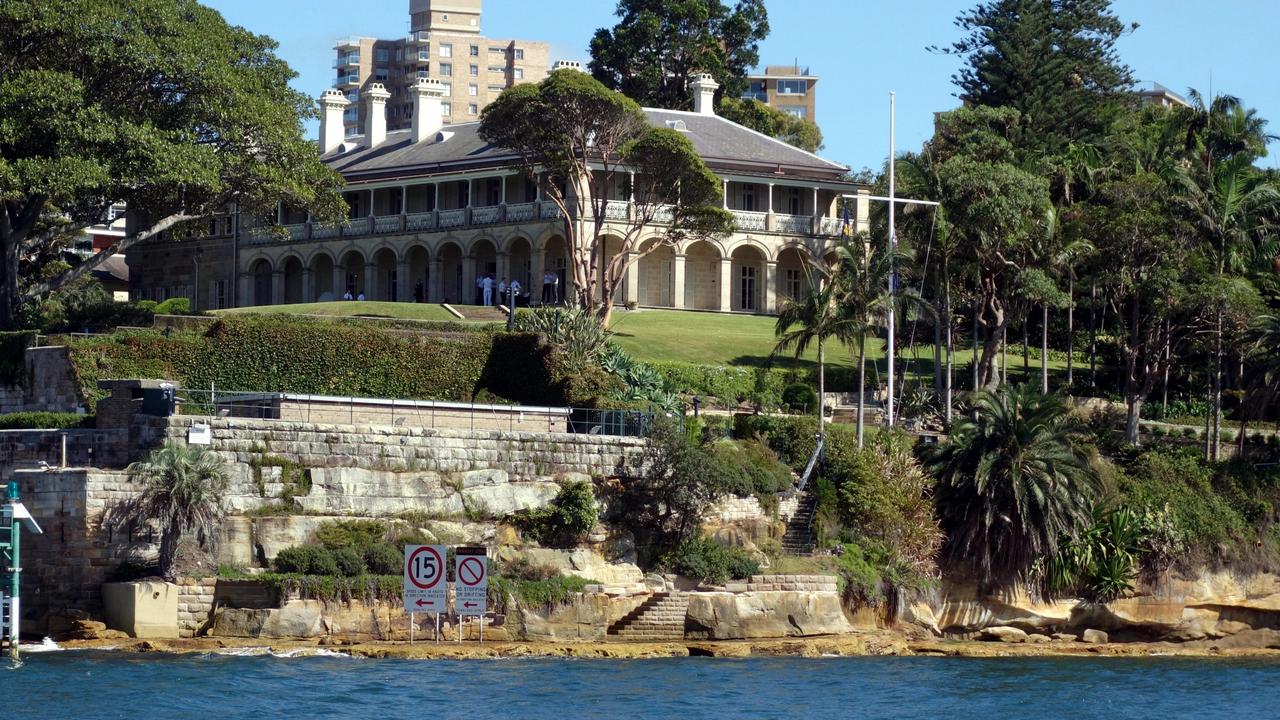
[407, 546, 444, 589]
[458, 556, 486, 586]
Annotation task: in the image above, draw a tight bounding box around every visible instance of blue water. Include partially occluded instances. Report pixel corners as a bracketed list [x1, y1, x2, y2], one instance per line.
[4, 651, 1280, 719]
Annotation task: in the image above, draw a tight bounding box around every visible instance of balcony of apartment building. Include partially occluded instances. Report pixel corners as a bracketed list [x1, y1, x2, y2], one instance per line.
[333, 52, 362, 69]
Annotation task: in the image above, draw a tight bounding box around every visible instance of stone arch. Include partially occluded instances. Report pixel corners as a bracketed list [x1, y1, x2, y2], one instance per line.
[470, 238, 498, 305]
[339, 249, 366, 298]
[776, 245, 813, 304]
[311, 251, 337, 302]
[598, 234, 627, 304]
[506, 235, 533, 292]
[405, 244, 431, 303]
[540, 234, 569, 305]
[638, 239, 675, 308]
[730, 244, 766, 313]
[249, 257, 273, 307]
[726, 236, 775, 263]
[683, 239, 721, 311]
[437, 241, 465, 304]
[280, 255, 305, 305]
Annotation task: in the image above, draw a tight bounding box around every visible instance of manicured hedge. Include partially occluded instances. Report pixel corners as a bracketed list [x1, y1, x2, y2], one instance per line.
[0, 411, 94, 430]
[66, 316, 563, 405]
[651, 360, 861, 409]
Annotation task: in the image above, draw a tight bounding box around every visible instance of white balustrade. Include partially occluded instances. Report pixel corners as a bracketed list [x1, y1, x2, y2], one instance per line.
[471, 206, 501, 225]
[732, 210, 767, 232]
[374, 215, 401, 234]
[286, 224, 307, 240]
[775, 213, 812, 234]
[438, 209, 466, 228]
[506, 202, 537, 222]
[604, 200, 629, 220]
[540, 201, 562, 220]
[312, 222, 340, 239]
[651, 204, 675, 223]
[819, 216, 845, 236]
[406, 212, 436, 231]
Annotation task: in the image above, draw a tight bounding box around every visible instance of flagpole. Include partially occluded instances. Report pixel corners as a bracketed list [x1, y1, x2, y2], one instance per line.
[887, 91, 897, 428]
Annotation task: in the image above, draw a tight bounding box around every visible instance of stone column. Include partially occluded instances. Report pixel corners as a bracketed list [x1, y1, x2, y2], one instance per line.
[496, 252, 509, 286]
[672, 253, 686, 309]
[625, 253, 640, 306]
[429, 258, 444, 303]
[302, 269, 315, 303]
[461, 256, 476, 305]
[396, 260, 410, 302]
[363, 262, 377, 299]
[333, 265, 346, 298]
[530, 246, 546, 305]
[270, 271, 284, 306]
[764, 260, 778, 314]
[718, 257, 732, 311]
[238, 272, 253, 307]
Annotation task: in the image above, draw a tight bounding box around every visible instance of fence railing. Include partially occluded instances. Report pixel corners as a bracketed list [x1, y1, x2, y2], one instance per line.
[172, 388, 656, 438]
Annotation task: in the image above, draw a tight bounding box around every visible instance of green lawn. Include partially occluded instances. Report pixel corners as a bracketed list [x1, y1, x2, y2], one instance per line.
[214, 301, 479, 323]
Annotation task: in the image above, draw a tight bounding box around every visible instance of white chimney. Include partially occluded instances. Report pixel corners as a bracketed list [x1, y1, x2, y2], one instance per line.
[364, 83, 391, 147]
[318, 88, 350, 154]
[552, 60, 584, 73]
[410, 77, 447, 143]
[689, 73, 719, 115]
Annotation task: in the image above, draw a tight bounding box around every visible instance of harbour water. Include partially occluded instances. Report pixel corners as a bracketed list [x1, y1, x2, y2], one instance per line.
[4, 650, 1280, 719]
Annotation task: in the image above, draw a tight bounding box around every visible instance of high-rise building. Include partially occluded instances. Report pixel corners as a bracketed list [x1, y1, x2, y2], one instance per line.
[742, 65, 819, 122]
[333, 0, 550, 135]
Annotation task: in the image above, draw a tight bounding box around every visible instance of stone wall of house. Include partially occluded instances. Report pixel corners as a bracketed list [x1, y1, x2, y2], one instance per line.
[0, 346, 87, 415]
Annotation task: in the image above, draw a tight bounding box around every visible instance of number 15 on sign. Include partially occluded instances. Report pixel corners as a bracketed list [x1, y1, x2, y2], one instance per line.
[403, 545, 447, 614]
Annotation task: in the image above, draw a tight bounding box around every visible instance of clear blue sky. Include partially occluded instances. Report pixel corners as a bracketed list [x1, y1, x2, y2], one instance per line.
[204, 0, 1280, 172]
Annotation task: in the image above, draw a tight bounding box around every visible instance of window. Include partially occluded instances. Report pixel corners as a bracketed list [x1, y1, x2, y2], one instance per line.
[489, 46, 503, 53]
[468, 84, 478, 96]
[514, 48, 524, 60]
[739, 265, 757, 311]
[345, 89, 359, 101]
[441, 82, 452, 96]
[440, 62, 452, 76]
[742, 80, 767, 102]
[222, 215, 233, 235]
[416, 69, 429, 79]
[374, 48, 389, 63]
[395, 49, 403, 61]
[214, 280, 227, 310]
[786, 188, 802, 215]
[439, 43, 452, 58]
[343, 108, 358, 123]
[783, 106, 807, 119]
[513, 68, 524, 80]
[417, 49, 429, 62]
[742, 184, 756, 212]
[469, 45, 479, 57]
[777, 79, 806, 95]
[785, 269, 802, 300]
[468, 103, 478, 115]
[374, 70, 389, 81]
[469, 64, 479, 76]
[441, 102, 451, 116]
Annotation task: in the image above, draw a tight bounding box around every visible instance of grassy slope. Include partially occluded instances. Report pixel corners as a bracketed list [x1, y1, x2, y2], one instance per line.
[609, 309, 1068, 382]
[214, 301, 476, 323]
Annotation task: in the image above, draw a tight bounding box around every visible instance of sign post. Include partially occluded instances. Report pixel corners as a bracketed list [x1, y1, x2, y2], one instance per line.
[454, 547, 488, 643]
[403, 545, 448, 637]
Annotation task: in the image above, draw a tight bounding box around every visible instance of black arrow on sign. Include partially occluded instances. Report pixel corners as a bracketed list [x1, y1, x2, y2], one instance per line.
[464, 601, 478, 608]
[416, 599, 428, 607]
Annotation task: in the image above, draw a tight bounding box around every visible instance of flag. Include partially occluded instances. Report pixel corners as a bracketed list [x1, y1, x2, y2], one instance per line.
[840, 204, 851, 238]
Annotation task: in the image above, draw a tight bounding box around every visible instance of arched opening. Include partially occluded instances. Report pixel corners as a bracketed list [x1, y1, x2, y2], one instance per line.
[777, 246, 811, 304]
[312, 253, 336, 302]
[507, 237, 533, 291]
[471, 239, 498, 305]
[373, 247, 398, 301]
[540, 235, 569, 305]
[250, 259, 272, 307]
[684, 240, 720, 311]
[639, 240, 675, 308]
[598, 235, 626, 304]
[438, 242, 464, 304]
[731, 244, 766, 313]
[405, 245, 430, 303]
[281, 256, 304, 305]
[340, 250, 365, 298]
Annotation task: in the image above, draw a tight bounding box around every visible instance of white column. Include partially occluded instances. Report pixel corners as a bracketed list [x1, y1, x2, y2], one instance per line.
[461, 256, 476, 305]
[433, 183, 440, 212]
[302, 269, 315, 303]
[429, 258, 444, 303]
[363, 262, 377, 299]
[270, 271, 285, 306]
[530, 247, 546, 305]
[500, 175, 507, 205]
[625, 253, 640, 305]
[333, 265, 346, 297]
[722, 179, 729, 210]
[718, 257, 732, 311]
[673, 254, 686, 309]
[765, 260, 778, 314]
[396, 260, 410, 301]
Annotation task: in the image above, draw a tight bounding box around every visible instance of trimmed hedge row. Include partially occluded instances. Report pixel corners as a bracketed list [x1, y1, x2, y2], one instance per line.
[649, 361, 864, 409]
[66, 316, 564, 405]
[0, 411, 94, 430]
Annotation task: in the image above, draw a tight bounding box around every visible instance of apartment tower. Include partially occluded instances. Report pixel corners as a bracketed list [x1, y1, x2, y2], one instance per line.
[334, 0, 550, 135]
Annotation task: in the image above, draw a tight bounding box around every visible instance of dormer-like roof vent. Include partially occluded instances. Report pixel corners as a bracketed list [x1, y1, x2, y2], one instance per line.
[435, 130, 455, 143]
[665, 119, 688, 132]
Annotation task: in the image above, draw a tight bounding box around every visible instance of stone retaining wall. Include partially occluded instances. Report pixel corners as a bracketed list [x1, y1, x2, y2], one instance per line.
[725, 574, 839, 593]
[0, 346, 86, 415]
[706, 495, 801, 523]
[176, 577, 217, 638]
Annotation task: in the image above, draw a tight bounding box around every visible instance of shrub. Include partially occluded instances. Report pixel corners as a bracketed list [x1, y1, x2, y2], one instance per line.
[709, 439, 793, 509]
[314, 519, 387, 553]
[659, 536, 759, 585]
[153, 297, 192, 316]
[272, 545, 339, 576]
[364, 543, 402, 575]
[0, 411, 93, 430]
[514, 481, 598, 547]
[781, 383, 817, 413]
[331, 547, 367, 577]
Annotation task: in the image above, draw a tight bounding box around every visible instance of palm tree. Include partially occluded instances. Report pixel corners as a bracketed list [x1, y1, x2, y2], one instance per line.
[921, 384, 1098, 588]
[773, 264, 851, 451]
[111, 441, 229, 579]
[830, 239, 896, 448]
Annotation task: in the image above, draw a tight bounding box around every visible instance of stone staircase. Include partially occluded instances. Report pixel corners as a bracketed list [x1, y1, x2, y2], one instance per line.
[781, 489, 818, 556]
[606, 592, 689, 642]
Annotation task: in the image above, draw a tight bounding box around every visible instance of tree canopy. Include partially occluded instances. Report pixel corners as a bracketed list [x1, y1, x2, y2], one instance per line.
[479, 69, 732, 326]
[718, 97, 824, 153]
[589, 0, 769, 110]
[0, 0, 344, 328]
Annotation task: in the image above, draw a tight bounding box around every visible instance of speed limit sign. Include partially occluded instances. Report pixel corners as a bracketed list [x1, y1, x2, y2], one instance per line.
[403, 545, 447, 613]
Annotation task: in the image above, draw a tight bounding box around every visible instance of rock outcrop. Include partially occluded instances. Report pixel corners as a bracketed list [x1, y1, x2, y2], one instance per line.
[685, 591, 854, 640]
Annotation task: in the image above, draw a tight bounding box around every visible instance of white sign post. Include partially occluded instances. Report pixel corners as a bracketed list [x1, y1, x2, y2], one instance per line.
[454, 548, 488, 642]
